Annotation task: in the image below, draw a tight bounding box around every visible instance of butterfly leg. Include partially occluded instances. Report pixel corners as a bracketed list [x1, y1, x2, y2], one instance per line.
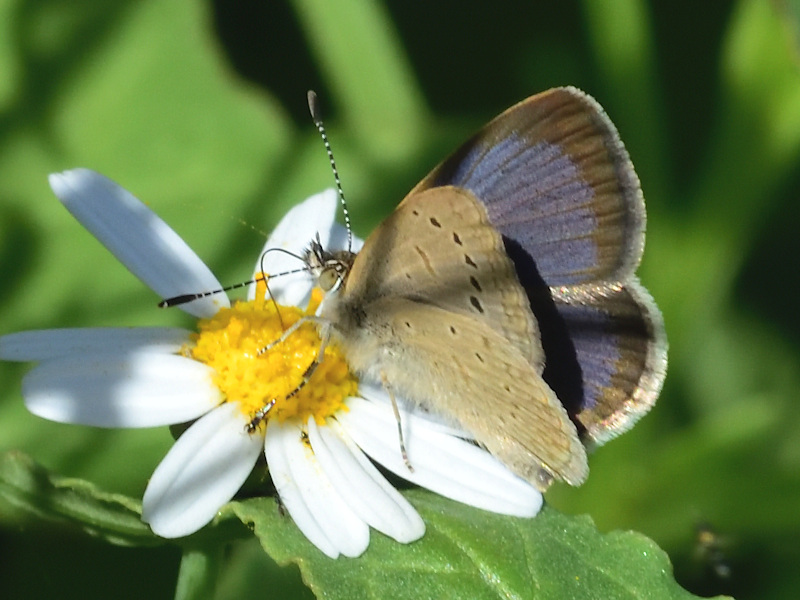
[380, 371, 414, 473]
[282, 323, 330, 402]
[257, 318, 331, 418]
[257, 315, 322, 356]
[247, 316, 326, 431]
[245, 398, 277, 432]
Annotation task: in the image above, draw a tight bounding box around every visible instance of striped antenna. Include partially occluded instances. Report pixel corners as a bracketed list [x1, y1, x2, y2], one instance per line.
[307, 90, 353, 253]
[158, 248, 307, 307]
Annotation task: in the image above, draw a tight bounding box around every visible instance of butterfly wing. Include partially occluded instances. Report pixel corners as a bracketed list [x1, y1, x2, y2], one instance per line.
[410, 86, 667, 444]
[546, 281, 666, 443]
[360, 296, 588, 489]
[326, 186, 587, 487]
[409, 87, 643, 285]
[343, 186, 545, 369]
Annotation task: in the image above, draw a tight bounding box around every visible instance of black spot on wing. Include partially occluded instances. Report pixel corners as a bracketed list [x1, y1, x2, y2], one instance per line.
[470, 295, 484, 313]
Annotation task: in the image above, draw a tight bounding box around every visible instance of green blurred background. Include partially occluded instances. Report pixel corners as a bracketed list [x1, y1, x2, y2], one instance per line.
[1, 0, 799, 598]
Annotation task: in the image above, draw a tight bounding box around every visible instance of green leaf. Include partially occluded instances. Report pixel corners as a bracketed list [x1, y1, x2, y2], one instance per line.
[0, 448, 709, 598]
[0, 450, 155, 546]
[230, 491, 713, 600]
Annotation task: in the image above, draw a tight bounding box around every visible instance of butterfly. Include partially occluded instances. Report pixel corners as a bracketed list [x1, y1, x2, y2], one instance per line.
[304, 86, 667, 490]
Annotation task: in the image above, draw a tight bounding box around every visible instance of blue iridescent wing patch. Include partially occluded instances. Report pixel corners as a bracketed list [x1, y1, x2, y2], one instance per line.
[409, 87, 667, 444]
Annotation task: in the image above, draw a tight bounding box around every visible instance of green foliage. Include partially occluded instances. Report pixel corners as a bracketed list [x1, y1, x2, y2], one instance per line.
[232, 492, 702, 600]
[0, 449, 708, 600]
[0, 450, 151, 545]
[1, 0, 798, 598]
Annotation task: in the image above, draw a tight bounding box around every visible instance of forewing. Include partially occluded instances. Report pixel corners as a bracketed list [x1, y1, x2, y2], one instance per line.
[345, 186, 544, 368]
[410, 86, 644, 286]
[409, 86, 667, 443]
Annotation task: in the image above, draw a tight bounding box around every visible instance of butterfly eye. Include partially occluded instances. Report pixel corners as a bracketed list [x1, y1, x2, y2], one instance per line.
[318, 267, 341, 292]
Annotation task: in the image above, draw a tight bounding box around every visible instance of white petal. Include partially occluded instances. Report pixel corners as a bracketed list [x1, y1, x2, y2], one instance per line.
[329, 223, 364, 254]
[248, 189, 339, 306]
[337, 397, 543, 517]
[49, 169, 228, 318]
[22, 352, 222, 427]
[0, 328, 191, 362]
[142, 402, 263, 538]
[309, 417, 424, 543]
[265, 419, 369, 558]
[264, 420, 339, 558]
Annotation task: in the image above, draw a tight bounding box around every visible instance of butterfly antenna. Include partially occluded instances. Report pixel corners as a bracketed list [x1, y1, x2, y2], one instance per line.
[257, 247, 311, 330]
[158, 248, 307, 308]
[307, 90, 352, 253]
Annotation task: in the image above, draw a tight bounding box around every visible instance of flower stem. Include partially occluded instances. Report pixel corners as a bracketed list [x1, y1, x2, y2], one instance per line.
[174, 545, 224, 600]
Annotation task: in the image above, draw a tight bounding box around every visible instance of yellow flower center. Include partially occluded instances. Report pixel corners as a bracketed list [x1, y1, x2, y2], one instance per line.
[187, 275, 357, 430]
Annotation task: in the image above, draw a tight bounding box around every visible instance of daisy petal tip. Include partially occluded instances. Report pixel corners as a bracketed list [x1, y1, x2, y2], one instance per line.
[48, 168, 97, 198]
[271, 188, 339, 241]
[48, 172, 71, 200]
[141, 484, 222, 540]
[142, 509, 208, 540]
[300, 187, 338, 209]
[498, 483, 543, 518]
[520, 491, 544, 517]
[393, 519, 425, 544]
[47, 171, 64, 192]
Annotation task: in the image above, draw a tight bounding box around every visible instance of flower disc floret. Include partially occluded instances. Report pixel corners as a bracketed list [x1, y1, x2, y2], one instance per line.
[190, 293, 357, 426]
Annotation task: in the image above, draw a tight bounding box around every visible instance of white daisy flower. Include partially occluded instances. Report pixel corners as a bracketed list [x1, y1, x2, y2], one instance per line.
[0, 169, 543, 558]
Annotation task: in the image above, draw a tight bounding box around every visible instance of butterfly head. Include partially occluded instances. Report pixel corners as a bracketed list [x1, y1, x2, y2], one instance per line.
[305, 235, 356, 294]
